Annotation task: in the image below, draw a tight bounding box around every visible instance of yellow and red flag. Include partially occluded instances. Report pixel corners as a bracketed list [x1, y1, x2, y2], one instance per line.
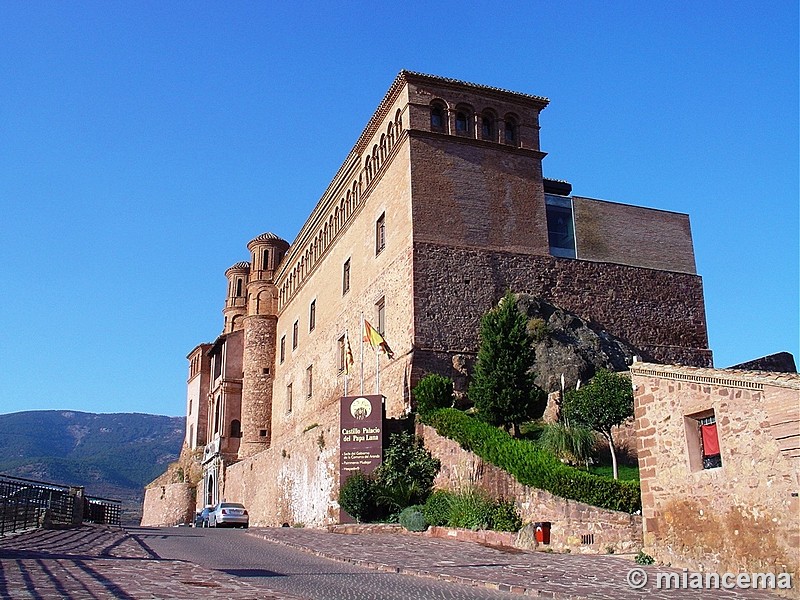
[344, 330, 355, 375]
[363, 320, 394, 359]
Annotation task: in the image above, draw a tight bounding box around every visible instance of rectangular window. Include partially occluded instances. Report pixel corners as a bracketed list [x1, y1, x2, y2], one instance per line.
[342, 258, 351, 294]
[337, 336, 346, 373]
[306, 365, 313, 398]
[376, 297, 386, 336]
[286, 383, 293, 413]
[280, 336, 285, 363]
[545, 194, 576, 259]
[698, 415, 722, 469]
[292, 320, 299, 349]
[376, 213, 386, 255]
[309, 300, 316, 331]
[684, 410, 723, 471]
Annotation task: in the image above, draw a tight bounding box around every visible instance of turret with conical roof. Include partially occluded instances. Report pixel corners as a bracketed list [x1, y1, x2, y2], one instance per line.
[223, 261, 250, 333]
[246, 232, 289, 316]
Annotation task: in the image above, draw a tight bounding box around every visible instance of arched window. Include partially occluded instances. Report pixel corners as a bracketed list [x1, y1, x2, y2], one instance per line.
[364, 156, 372, 182]
[230, 419, 242, 438]
[235, 278, 243, 297]
[262, 249, 269, 270]
[387, 122, 395, 147]
[481, 111, 496, 141]
[504, 115, 518, 144]
[455, 105, 473, 136]
[380, 134, 386, 161]
[430, 102, 446, 131]
[395, 108, 402, 130]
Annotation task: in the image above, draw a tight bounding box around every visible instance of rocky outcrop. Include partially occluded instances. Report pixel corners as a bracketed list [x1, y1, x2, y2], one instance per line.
[514, 294, 641, 393]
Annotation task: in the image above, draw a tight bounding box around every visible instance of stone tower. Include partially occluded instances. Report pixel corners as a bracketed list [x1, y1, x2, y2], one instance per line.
[223, 261, 250, 334]
[239, 232, 290, 457]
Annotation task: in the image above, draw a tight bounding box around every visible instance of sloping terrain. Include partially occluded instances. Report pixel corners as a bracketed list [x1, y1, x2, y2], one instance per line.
[0, 410, 184, 523]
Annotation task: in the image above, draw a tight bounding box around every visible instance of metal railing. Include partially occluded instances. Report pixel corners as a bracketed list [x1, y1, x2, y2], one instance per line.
[0, 474, 121, 536]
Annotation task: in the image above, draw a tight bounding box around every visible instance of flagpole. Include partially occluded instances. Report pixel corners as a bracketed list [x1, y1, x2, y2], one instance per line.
[360, 313, 364, 395]
[344, 331, 348, 397]
[375, 348, 380, 394]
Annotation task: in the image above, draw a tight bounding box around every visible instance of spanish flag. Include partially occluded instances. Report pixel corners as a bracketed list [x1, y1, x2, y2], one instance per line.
[363, 319, 394, 359]
[344, 330, 355, 375]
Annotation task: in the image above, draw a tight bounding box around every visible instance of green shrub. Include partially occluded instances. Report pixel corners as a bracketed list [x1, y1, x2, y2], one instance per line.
[635, 551, 655, 565]
[423, 490, 454, 526]
[413, 374, 454, 416]
[421, 408, 641, 513]
[490, 499, 522, 532]
[448, 489, 494, 530]
[537, 421, 596, 466]
[338, 471, 377, 523]
[374, 432, 440, 510]
[398, 506, 427, 532]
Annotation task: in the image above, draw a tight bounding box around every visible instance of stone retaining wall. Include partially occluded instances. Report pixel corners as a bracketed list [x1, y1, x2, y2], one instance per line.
[418, 423, 643, 554]
[140, 482, 195, 527]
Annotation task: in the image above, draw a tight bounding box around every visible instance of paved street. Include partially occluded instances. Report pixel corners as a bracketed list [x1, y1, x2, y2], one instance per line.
[0, 525, 790, 599]
[134, 526, 513, 600]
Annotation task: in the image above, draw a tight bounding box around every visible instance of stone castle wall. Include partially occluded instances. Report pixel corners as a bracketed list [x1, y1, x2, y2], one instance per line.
[140, 482, 195, 527]
[223, 401, 341, 527]
[631, 363, 799, 589]
[412, 243, 711, 380]
[417, 423, 643, 554]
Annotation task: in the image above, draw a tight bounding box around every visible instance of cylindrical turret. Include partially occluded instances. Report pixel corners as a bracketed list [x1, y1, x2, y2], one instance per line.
[239, 233, 290, 457]
[223, 261, 250, 334]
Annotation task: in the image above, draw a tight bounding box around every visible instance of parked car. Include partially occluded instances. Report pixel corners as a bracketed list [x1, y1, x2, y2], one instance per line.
[208, 502, 249, 528]
[194, 507, 212, 527]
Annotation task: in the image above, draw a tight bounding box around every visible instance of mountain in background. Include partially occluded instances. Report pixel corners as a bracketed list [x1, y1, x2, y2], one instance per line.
[0, 410, 184, 523]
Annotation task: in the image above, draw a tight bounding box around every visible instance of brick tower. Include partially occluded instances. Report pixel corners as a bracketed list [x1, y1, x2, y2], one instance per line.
[239, 232, 290, 457]
[223, 261, 250, 334]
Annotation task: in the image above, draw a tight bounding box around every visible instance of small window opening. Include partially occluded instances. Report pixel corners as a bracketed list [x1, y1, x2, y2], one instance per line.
[431, 104, 445, 131]
[309, 300, 316, 331]
[699, 415, 722, 469]
[376, 213, 386, 255]
[455, 111, 468, 134]
[292, 320, 299, 350]
[280, 336, 285, 363]
[504, 119, 517, 143]
[342, 258, 351, 294]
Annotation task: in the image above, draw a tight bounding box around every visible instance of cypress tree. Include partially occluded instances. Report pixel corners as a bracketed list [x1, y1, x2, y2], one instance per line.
[468, 292, 546, 436]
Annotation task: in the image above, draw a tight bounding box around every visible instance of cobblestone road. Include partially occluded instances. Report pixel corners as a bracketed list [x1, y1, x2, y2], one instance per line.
[0, 525, 791, 599]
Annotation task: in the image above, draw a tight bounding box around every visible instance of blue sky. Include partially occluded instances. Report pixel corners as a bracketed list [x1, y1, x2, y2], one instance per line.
[1, 2, 797, 417]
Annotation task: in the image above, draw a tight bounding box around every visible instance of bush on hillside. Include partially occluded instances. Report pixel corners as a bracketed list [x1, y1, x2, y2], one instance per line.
[420, 408, 641, 513]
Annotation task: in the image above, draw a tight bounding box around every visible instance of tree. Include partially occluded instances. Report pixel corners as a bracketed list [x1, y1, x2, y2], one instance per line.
[412, 374, 454, 416]
[562, 369, 634, 480]
[468, 292, 546, 436]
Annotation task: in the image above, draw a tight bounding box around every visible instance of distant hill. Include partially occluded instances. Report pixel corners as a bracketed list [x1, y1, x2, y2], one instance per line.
[0, 410, 184, 523]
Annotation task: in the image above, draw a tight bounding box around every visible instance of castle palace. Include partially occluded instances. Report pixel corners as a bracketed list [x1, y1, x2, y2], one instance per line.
[144, 71, 712, 527]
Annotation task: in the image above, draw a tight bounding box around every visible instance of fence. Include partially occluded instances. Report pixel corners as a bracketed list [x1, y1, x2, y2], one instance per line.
[0, 474, 121, 536]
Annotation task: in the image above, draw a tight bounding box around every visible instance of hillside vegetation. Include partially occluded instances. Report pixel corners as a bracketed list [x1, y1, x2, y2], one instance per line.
[0, 410, 184, 522]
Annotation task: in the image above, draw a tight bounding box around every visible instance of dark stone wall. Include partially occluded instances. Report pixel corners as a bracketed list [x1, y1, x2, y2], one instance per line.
[411, 242, 712, 383]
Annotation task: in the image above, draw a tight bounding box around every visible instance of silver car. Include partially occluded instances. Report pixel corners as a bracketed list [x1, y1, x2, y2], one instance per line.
[208, 502, 249, 528]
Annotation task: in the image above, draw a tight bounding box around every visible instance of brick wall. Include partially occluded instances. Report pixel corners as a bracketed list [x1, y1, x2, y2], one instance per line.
[573, 196, 697, 274]
[631, 363, 799, 585]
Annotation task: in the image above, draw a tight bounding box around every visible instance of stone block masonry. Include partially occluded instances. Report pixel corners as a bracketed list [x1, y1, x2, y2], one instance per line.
[412, 242, 711, 387]
[417, 423, 643, 554]
[631, 363, 799, 597]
